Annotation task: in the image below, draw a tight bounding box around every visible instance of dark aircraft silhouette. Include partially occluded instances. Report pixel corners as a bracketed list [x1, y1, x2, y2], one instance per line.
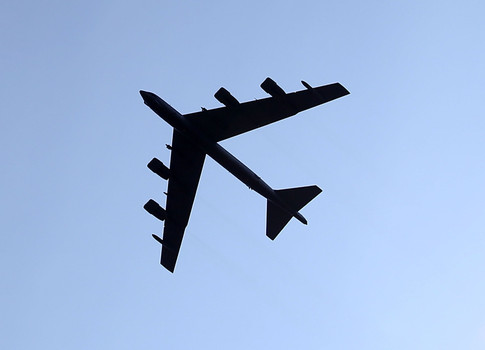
[141, 78, 349, 272]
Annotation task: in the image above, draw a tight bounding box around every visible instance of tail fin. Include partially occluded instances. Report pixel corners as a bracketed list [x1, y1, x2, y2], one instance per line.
[266, 185, 322, 240]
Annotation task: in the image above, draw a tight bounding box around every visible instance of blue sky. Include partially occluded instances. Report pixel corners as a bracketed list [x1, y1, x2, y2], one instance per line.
[2, 1, 485, 349]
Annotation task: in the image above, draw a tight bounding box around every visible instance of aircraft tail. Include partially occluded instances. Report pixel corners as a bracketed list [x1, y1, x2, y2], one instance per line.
[266, 185, 322, 240]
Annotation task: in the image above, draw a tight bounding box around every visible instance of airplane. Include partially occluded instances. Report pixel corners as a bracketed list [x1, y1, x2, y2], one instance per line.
[140, 77, 349, 272]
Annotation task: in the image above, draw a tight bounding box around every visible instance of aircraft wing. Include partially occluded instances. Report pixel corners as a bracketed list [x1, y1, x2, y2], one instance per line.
[159, 129, 206, 272]
[184, 82, 349, 142]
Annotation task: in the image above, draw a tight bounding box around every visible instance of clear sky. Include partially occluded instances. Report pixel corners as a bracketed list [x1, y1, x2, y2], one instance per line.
[1, 1, 485, 349]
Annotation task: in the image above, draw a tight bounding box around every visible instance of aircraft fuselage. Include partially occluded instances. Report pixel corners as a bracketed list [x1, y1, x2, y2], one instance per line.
[140, 90, 307, 224]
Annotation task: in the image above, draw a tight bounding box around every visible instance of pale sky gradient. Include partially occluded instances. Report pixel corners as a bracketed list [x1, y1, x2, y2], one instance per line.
[2, 1, 485, 349]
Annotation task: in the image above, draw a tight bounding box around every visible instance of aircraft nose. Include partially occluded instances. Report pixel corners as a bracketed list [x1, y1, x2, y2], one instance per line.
[139, 90, 150, 99]
[139, 90, 156, 104]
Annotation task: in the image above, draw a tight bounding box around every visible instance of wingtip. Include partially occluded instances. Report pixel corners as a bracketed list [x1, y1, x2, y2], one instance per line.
[161, 260, 176, 273]
[338, 83, 350, 95]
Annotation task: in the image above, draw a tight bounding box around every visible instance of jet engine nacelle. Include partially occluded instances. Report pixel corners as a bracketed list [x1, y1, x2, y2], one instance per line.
[147, 158, 170, 180]
[214, 87, 240, 107]
[261, 77, 286, 97]
[144, 199, 166, 221]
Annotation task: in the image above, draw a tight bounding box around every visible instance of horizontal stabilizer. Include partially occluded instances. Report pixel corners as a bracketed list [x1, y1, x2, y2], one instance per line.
[266, 185, 322, 240]
[275, 185, 322, 212]
[266, 202, 293, 240]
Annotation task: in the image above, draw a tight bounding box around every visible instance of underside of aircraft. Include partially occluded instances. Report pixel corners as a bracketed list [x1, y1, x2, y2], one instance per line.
[141, 77, 349, 272]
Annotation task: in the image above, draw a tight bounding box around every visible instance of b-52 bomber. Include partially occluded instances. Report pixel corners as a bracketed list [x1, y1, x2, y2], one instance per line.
[141, 77, 349, 272]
